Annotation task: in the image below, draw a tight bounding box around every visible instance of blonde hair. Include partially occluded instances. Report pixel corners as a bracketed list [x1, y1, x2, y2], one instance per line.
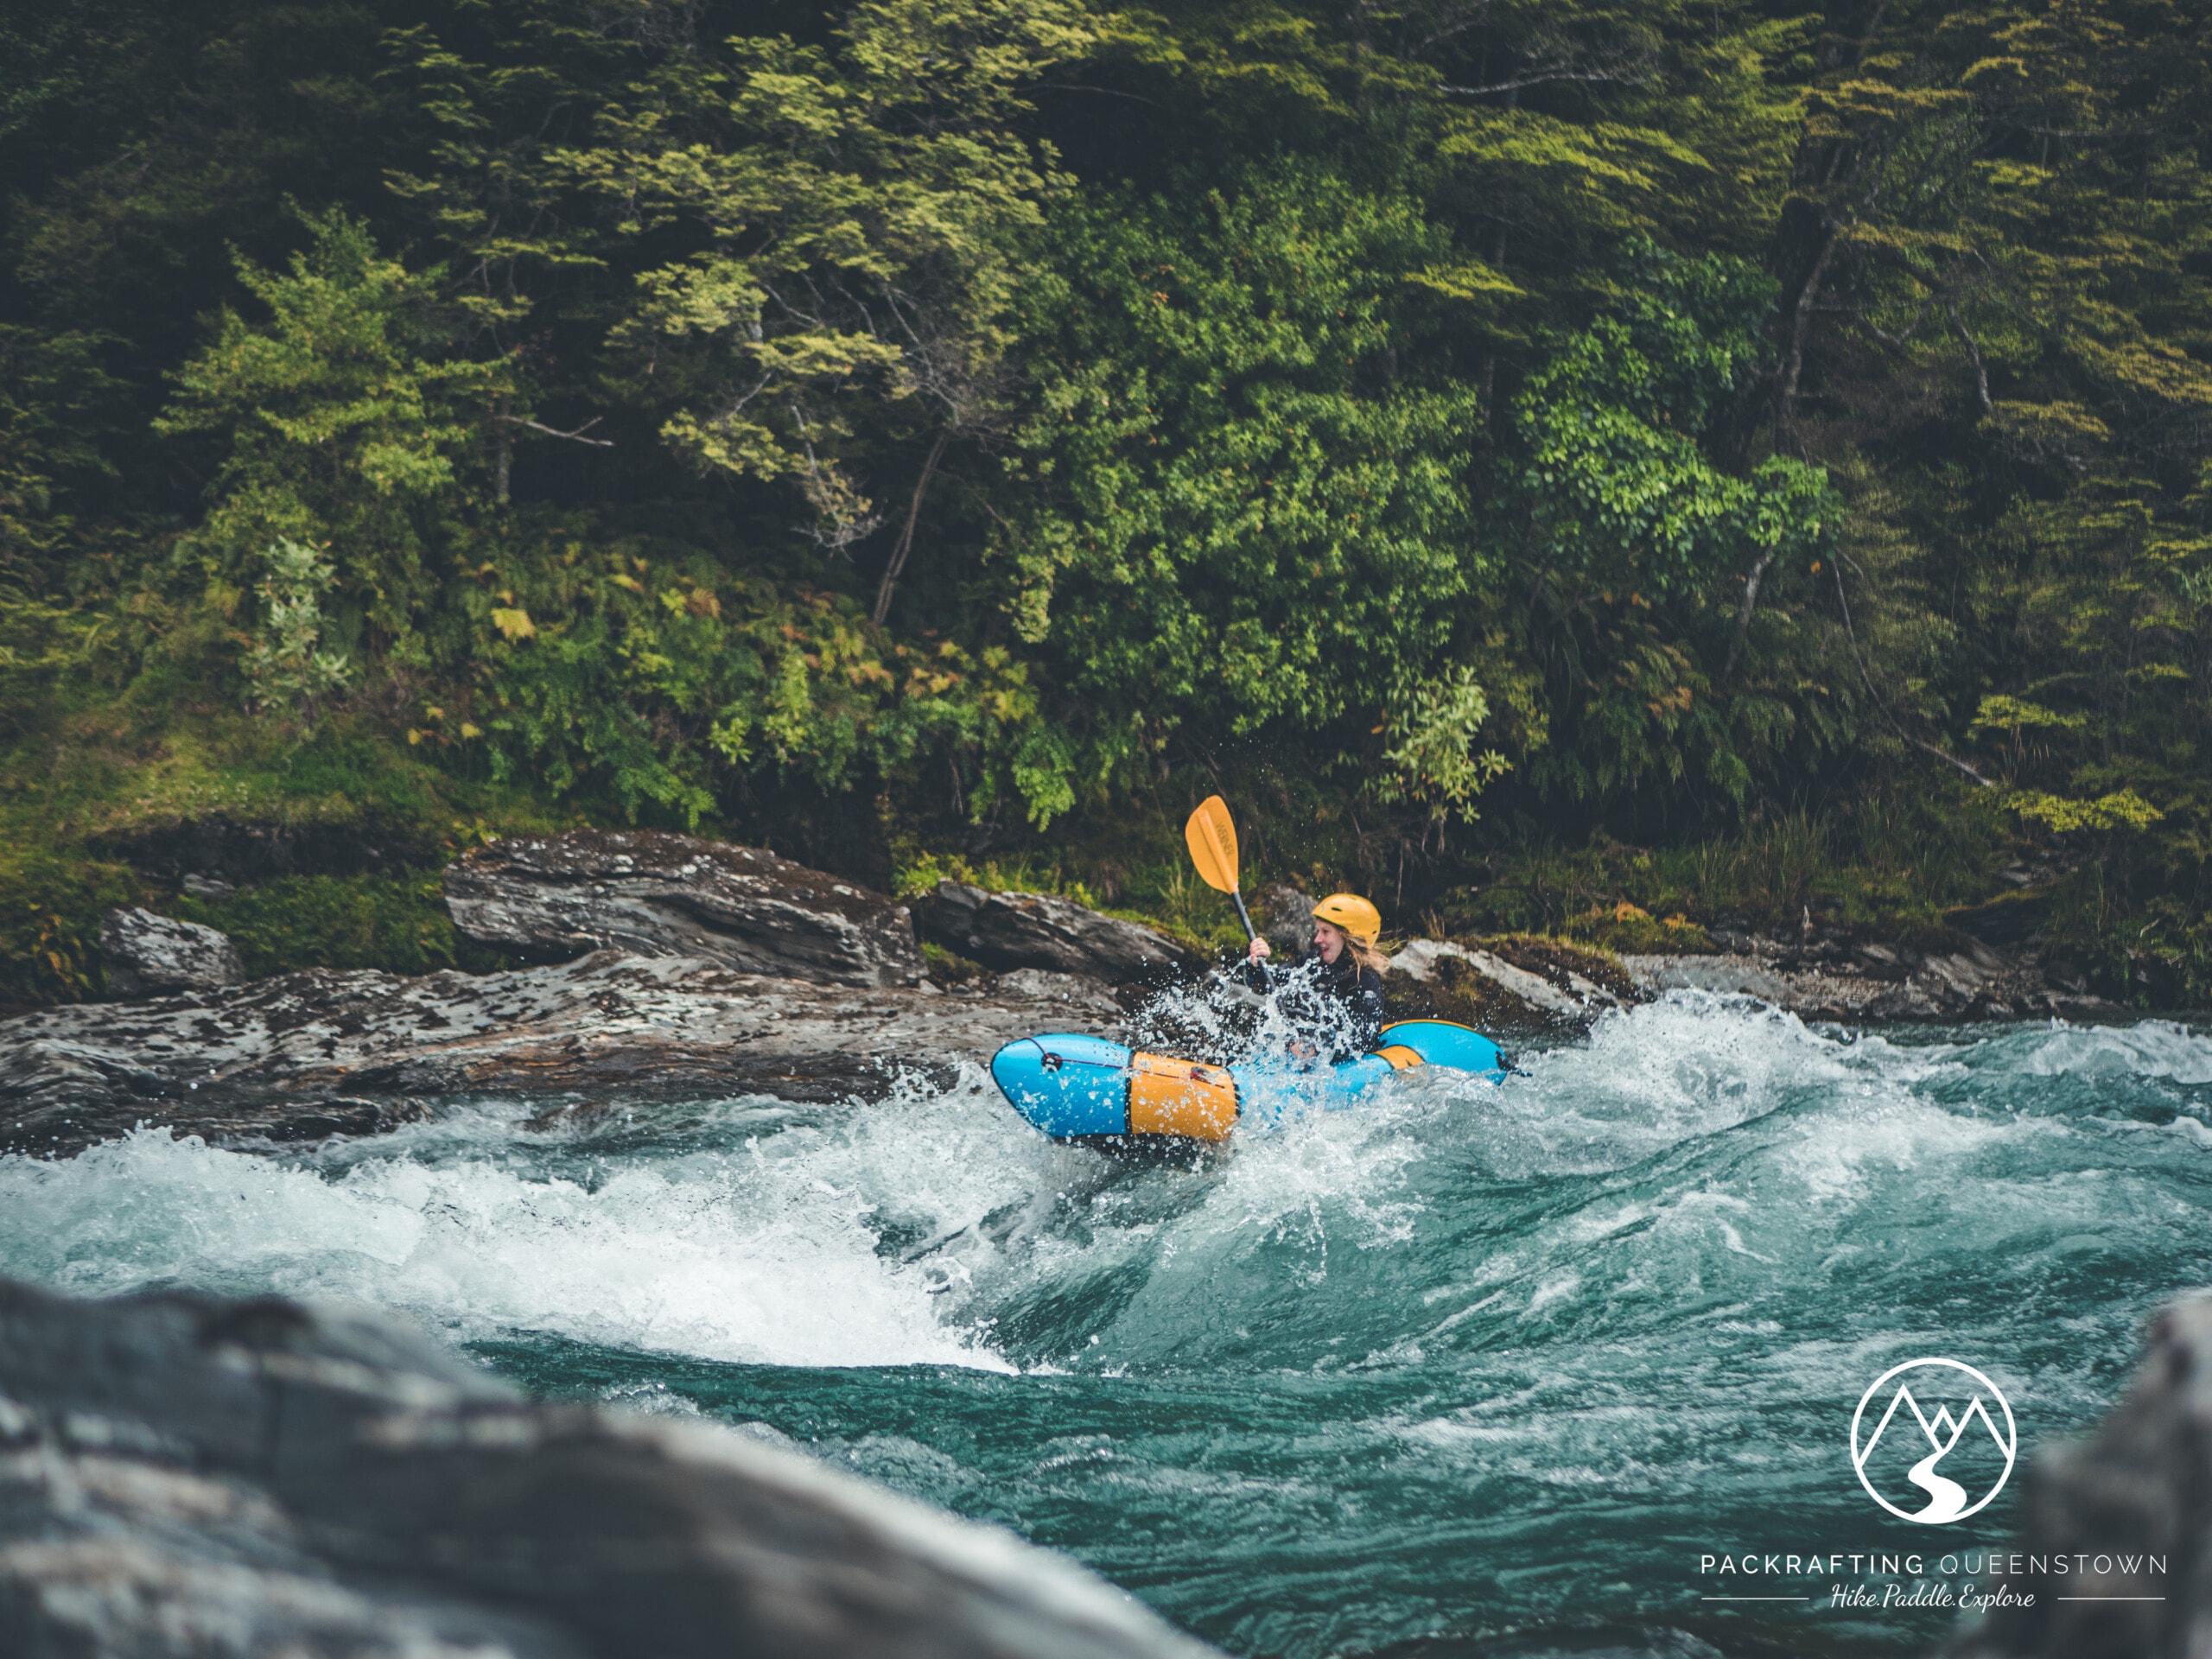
[1315, 921, 1389, 976]
[1344, 938, 1390, 976]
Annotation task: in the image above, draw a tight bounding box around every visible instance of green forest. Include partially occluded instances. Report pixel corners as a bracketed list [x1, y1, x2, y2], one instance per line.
[3, 0, 2209, 1002]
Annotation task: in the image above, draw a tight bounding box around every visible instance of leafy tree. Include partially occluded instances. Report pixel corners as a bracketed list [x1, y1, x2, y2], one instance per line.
[564, 0, 1095, 588]
[996, 166, 1493, 817]
[156, 207, 503, 664]
[1768, 0, 2212, 988]
[467, 525, 1055, 824]
[1502, 240, 1847, 809]
[241, 537, 351, 718]
[5, 0, 2212, 998]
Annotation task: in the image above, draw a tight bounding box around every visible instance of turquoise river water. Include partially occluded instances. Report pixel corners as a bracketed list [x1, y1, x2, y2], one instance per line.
[3, 992, 2209, 1657]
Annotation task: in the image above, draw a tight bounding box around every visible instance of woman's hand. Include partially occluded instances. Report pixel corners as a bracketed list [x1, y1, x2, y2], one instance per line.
[1247, 937, 1271, 963]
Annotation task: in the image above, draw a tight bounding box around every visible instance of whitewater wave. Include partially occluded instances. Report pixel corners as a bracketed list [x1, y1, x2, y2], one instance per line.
[0, 1092, 1029, 1370]
[1, 995, 2202, 1376]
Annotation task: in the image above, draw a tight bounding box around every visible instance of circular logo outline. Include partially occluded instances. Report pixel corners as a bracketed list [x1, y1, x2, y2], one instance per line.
[1849, 1357, 2018, 1525]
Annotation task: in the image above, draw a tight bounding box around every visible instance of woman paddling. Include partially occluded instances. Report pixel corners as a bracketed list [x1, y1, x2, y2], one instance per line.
[1244, 893, 1389, 1061]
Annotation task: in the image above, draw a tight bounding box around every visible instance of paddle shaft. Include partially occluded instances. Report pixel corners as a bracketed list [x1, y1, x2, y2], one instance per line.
[1230, 888, 1256, 943]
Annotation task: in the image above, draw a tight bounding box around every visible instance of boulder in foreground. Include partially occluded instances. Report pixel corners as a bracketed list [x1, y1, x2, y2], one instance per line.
[444, 829, 925, 988]
[0, 1274, 1218, 1659]
[1941, 1293, 2210, 1659]
[921, 881, 1197, 982]
[1252, 882, 1316, 962]
[98, 905, 245, 997]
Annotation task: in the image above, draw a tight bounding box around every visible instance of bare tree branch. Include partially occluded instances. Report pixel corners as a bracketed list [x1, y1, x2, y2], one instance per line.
[1944, 296, 1995, 415]
[1724, 551, 1776, 678]
[1439, 61, 1652, 96]
[495, 414, 613, 447]
[1831, 556, 1994, 786]
[1851, 296, 1932, 354]
[1777, 228, 1839, 448]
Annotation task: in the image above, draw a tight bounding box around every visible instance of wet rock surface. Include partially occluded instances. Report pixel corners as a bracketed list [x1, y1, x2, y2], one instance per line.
[1619, 927, 2123, 1023]
[0, 1275, 1218, 1659]
[98, 906, 245, 997]
[1383, 924, 2120, 1031]
[0, 951, 1125, 1159]
[1940, 1293, 2212, 1659]
[919, 882, 1198, 981]
[444, 830, 925, 988]
[1393, 938, 1626, 1025]
[991, 967, 1128, 1020]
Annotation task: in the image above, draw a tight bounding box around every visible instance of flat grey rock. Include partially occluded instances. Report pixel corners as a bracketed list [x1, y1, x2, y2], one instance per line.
[1392, 939, 1624, 1018]
[99, 905, 245, 998]
[0, 1275, 1220, 1659]
[921, 883, 1196, 982]
[444, 830, 925, 988]
[0, 951, 1123, 1158]
[993, 968, 1126, 1019]
[1622, 954, 1803, 1006]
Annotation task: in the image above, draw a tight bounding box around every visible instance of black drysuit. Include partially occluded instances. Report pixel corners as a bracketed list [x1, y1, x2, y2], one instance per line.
[1243, 953, 1387, 1062]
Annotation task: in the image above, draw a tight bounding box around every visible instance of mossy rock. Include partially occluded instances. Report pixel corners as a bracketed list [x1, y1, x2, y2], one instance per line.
[1567, 912, 1720, 957]
[1941, 887, 2055, 947]
[0, 853, 145, 1005]
[921, 939, 989, 985]
[170, 871, 520, 978]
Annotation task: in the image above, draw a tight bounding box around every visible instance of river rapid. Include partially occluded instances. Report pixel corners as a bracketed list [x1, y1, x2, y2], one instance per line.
[4, 992, 2209, 1657]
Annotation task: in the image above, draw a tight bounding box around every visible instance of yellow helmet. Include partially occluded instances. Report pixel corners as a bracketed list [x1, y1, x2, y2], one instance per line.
[1311, 893, 1382, 948]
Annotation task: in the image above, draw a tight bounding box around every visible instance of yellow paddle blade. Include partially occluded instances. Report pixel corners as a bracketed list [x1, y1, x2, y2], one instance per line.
[1185, 795, 1240, 894]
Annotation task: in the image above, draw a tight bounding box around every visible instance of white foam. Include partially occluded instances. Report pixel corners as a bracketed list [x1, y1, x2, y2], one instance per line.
[0, 1100, 1027, 1371]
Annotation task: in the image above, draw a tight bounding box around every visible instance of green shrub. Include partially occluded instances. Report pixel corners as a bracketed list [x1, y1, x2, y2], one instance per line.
[0, 854, 143, 1003]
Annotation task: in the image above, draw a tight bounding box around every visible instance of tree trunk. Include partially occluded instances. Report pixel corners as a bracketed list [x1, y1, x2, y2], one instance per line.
[872, 429, 950, 627]
[1777, 228, 1837, 450]
[1723, 551, 1777, 677]
[493, 395, 513, 504]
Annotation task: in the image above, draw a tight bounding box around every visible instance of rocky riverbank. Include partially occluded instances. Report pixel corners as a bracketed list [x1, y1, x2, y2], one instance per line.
[1618, 933, 2126, 1025]
[5, 1277, 2211, 1658]
[0, 951, 1121, 1159]
[9, 828, 2145, 1161]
